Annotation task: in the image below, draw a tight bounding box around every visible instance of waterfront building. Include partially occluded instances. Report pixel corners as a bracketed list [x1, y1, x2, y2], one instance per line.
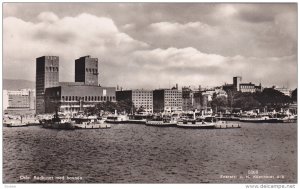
[3, 89, 36, 114]
[36, 55, 116, 114]
[153, 88, 182, 113]
[75, 55, 99, 86]
[44, 84, 115, 113]
[116, 89, 153, 113]
[36, 56, 59, 114]
[182, 87, 193, 112]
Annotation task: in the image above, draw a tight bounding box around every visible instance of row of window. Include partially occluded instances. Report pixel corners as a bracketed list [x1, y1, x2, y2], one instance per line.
[46, 67, 59, 72]
[240, 85, 255, 89]
[86, 68, 97, 74]
[62, 96, 115, 102]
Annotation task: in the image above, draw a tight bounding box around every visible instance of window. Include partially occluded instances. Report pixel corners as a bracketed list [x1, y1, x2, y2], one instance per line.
[101, 96, 103, 101]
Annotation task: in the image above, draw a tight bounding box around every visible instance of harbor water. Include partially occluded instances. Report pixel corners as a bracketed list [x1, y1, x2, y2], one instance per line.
[3, 122, 297, 183]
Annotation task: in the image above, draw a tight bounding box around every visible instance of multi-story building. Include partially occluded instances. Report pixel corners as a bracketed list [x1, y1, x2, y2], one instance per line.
[232, 76, 263, 93]
[44, 84, 115, 113]
[75, 55, 99, 86]
[182, 87, 193, 112]
[233, 76, 242, 91]
[36, 56, 59, 114]
[153, 89, 182, 113]
[3, 89, 35, 113]
[38, 55, 117, 114]
[239, 82, 256, 93]
[116, 89, 153, 113]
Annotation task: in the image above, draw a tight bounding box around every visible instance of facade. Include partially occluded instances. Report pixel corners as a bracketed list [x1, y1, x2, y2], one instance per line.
[182, 87, 193, 112]
[240, 83, 256, 93]
[44, 85, 116, 113]
[116, 90, 153, 113]
[153, 89, 182, 113]
[36, 56, 59, 114]
[3, 89, 35, 111]
[75, 55, 99, 86]
[233, 76, 242, 91]
[240, 83, 262, 93]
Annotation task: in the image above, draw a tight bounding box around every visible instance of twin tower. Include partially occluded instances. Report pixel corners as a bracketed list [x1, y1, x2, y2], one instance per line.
[36, 55, 99, 114]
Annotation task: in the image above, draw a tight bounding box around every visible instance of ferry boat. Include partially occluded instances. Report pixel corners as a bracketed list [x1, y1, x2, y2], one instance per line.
[239, 115, 271, 123]
[105, 114, 129, 124]
[214, 121, 241, 129]
[40, 112, 75, 130]
[126, 114, 152, 124]
[72, 116, 111, 129]
[3, 115, 39, 127]
[176, 119, 215, 129]
[145, 115, 177, 127]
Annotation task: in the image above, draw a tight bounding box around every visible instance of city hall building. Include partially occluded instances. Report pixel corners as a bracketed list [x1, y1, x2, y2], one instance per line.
[45, 83, 115, 113]
[36, 55, 116, 114]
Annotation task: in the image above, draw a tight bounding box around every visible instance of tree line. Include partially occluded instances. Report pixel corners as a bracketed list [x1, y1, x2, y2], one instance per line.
[211, 88, 297, 112]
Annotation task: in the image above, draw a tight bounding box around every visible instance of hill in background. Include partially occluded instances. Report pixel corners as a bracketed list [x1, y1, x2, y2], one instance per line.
[3, 79, 35, 90]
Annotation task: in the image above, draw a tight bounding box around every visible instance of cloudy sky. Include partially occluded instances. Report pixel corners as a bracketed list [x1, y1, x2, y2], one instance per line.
[3, 3, 297, 89]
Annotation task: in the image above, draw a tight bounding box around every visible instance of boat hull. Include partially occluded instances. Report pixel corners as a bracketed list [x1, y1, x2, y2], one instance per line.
[42, 122, 75, 130]
[176, 122, 215, 129]
[73, 123, 111, 129]
[145, 121, 177, 127]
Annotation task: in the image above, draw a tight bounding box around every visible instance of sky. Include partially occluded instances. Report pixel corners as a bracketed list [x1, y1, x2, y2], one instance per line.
[3, 3, 298, 90]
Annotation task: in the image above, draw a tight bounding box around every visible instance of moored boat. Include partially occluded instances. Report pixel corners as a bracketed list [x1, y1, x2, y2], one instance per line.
[72, 116, 111, 129]
[176, 119, 215, 129]
[105, 114, 129, 124]
[40, 112, 75, 130]
[145, 120, 177, 127]
[214, 121, 241, 129]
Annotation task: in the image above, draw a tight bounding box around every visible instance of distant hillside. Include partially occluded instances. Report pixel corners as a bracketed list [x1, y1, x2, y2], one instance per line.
[3, 79, 35, 90]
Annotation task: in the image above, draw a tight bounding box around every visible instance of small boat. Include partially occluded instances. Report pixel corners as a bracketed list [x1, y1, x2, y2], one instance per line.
[4, 121, 28, 127]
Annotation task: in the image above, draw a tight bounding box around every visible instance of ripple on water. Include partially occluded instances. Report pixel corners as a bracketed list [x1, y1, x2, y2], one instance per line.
[3, 123, 297, 183]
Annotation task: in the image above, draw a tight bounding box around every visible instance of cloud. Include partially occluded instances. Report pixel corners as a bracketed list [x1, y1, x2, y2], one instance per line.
[3, 7, 297, 90]
[3, 12, 149, 84]
[37, 12, 59, 22]
[122, 47, 297, 89]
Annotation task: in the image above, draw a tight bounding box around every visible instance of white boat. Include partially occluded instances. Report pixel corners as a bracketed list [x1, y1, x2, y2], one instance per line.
[145, 120, 177, 127]
[105, 115, 128, 124]
[72, 116, 111, 129]
[176, 120, 215, 129]
[214, 121, 241, 129]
